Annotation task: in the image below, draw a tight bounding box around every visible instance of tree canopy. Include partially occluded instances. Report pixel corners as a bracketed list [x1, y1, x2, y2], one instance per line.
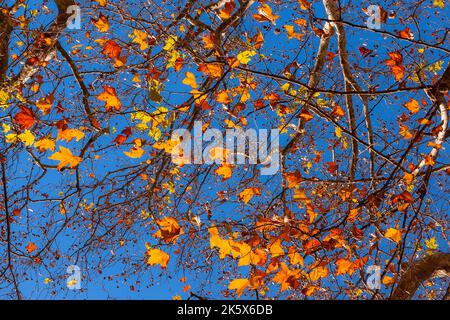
[0, 0, 449, 299]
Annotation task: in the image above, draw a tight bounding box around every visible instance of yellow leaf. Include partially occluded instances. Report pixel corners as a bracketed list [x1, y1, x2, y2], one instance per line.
[182, 72, 198, 89]
[309, 265, 328, 281]
[0, 90, 10, 108]
[269, 238, 284, 257]
[48, 146, 82, 170]
[2, 123, 11, 133]
[97, 86, 121, 111]
[95, 0, 107, 6]
[216, 90, 232, 104]
[237, 50, 256, 65]
[239, 187, 260, 204]
[131, 29, 148, 50]
[92, 13, 109, 32]
[382, 276, 395, 286]
[172, 295, 182, 300]
[385, 228, 402, 244]
[18, 130, 35, 146]
[434, 0, 444, 9]
[335, 126, 343, 138]
[146, 248, 170, 268]
[425, 237, 438, 250]
[228, 279, 249, 298]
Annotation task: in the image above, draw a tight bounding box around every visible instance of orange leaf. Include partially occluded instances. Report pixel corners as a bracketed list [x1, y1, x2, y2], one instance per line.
[215, 163, 233, 180]
[404, 98, 420, 114]
[238, 187, 260, 204]
[92, 13, 109, 32]
[385, 228, 402, 244]
[48, 146, 81, 170]
[26, 242, 37, 253]
[14, 106, 35, 130]
[97, 85, 121, 111]
[253, 4, 279, 25]
[228, 279, 249, 298]
[146, 248, 170, 269]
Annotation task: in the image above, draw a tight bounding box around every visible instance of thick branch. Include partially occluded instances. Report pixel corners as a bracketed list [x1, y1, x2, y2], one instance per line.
[391, 252, 450, 300]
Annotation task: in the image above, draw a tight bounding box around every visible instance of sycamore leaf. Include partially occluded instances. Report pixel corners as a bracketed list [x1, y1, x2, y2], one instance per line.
[36, 94, 54, 114]
[146, 248, 170, 269]
[18, 129, 35, 146]
[237, 50, 256, 65]
[239, 187, 260, 204]
[14, 106, 35, 130]
[26, 242, 37, 253]
[284, 25, 303, 40]
[35, 137, 56, 152]
[385, 228, 402, 244]
[216, 90, 232, 104]
[215, 163, 233, 180]
[154, 217, 184, 244]
[228, 279, 249, 298]
[182, 72, 198, 89]
[253, 4, 279, 25]
[131, 29, 148, 50]
[98, 85, 121, 111]
[48, 146, 82, 170]
[92, 13, 109, 32]
[198, 63, 223, 78]
[404, 98, 420, 114]
[57, 128, 85, 143]
[434, 0, 444, 8]
[309, 265, 328, 281]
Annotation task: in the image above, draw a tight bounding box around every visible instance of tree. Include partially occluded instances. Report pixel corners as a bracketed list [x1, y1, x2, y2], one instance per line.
[0, 0, 448, 299]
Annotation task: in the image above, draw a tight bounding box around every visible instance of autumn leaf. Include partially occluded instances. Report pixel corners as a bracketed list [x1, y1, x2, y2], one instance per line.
[216, 90, 232, 104]
[26, 242, 37, 253]
[398, 27, 414, 40]
[48, 146, 82, 170]
[154, 217, 184, 244]
[228, 279, 249, 298]
[146, 248, 170, 269]
[253, 4, 279, 25]
[35, 138, 56, 152]
[14, 106, 35, 130]
[131, 29, 148, 50]
[284, 170, 302, 188]
[385, 51, 405, 81]
[97, 85, 121, 111]
[57, 128, 85, 143]
[36, 94, 54, 114]
[385, 228, 403, 244]
[92, 13, 109, 32]
[309, 265, 328, 281]
[237, 50, 256, 65]
[239, 187, 260, 204]
[182, 72, 198, 89]
[218, 0, 235, 19]
[404, 98, 420, 114]
[284, 25, 303, 40]
[198, 63, 223, 78]
[215, 163, 233, 180]
[18, 129, 35, 146]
